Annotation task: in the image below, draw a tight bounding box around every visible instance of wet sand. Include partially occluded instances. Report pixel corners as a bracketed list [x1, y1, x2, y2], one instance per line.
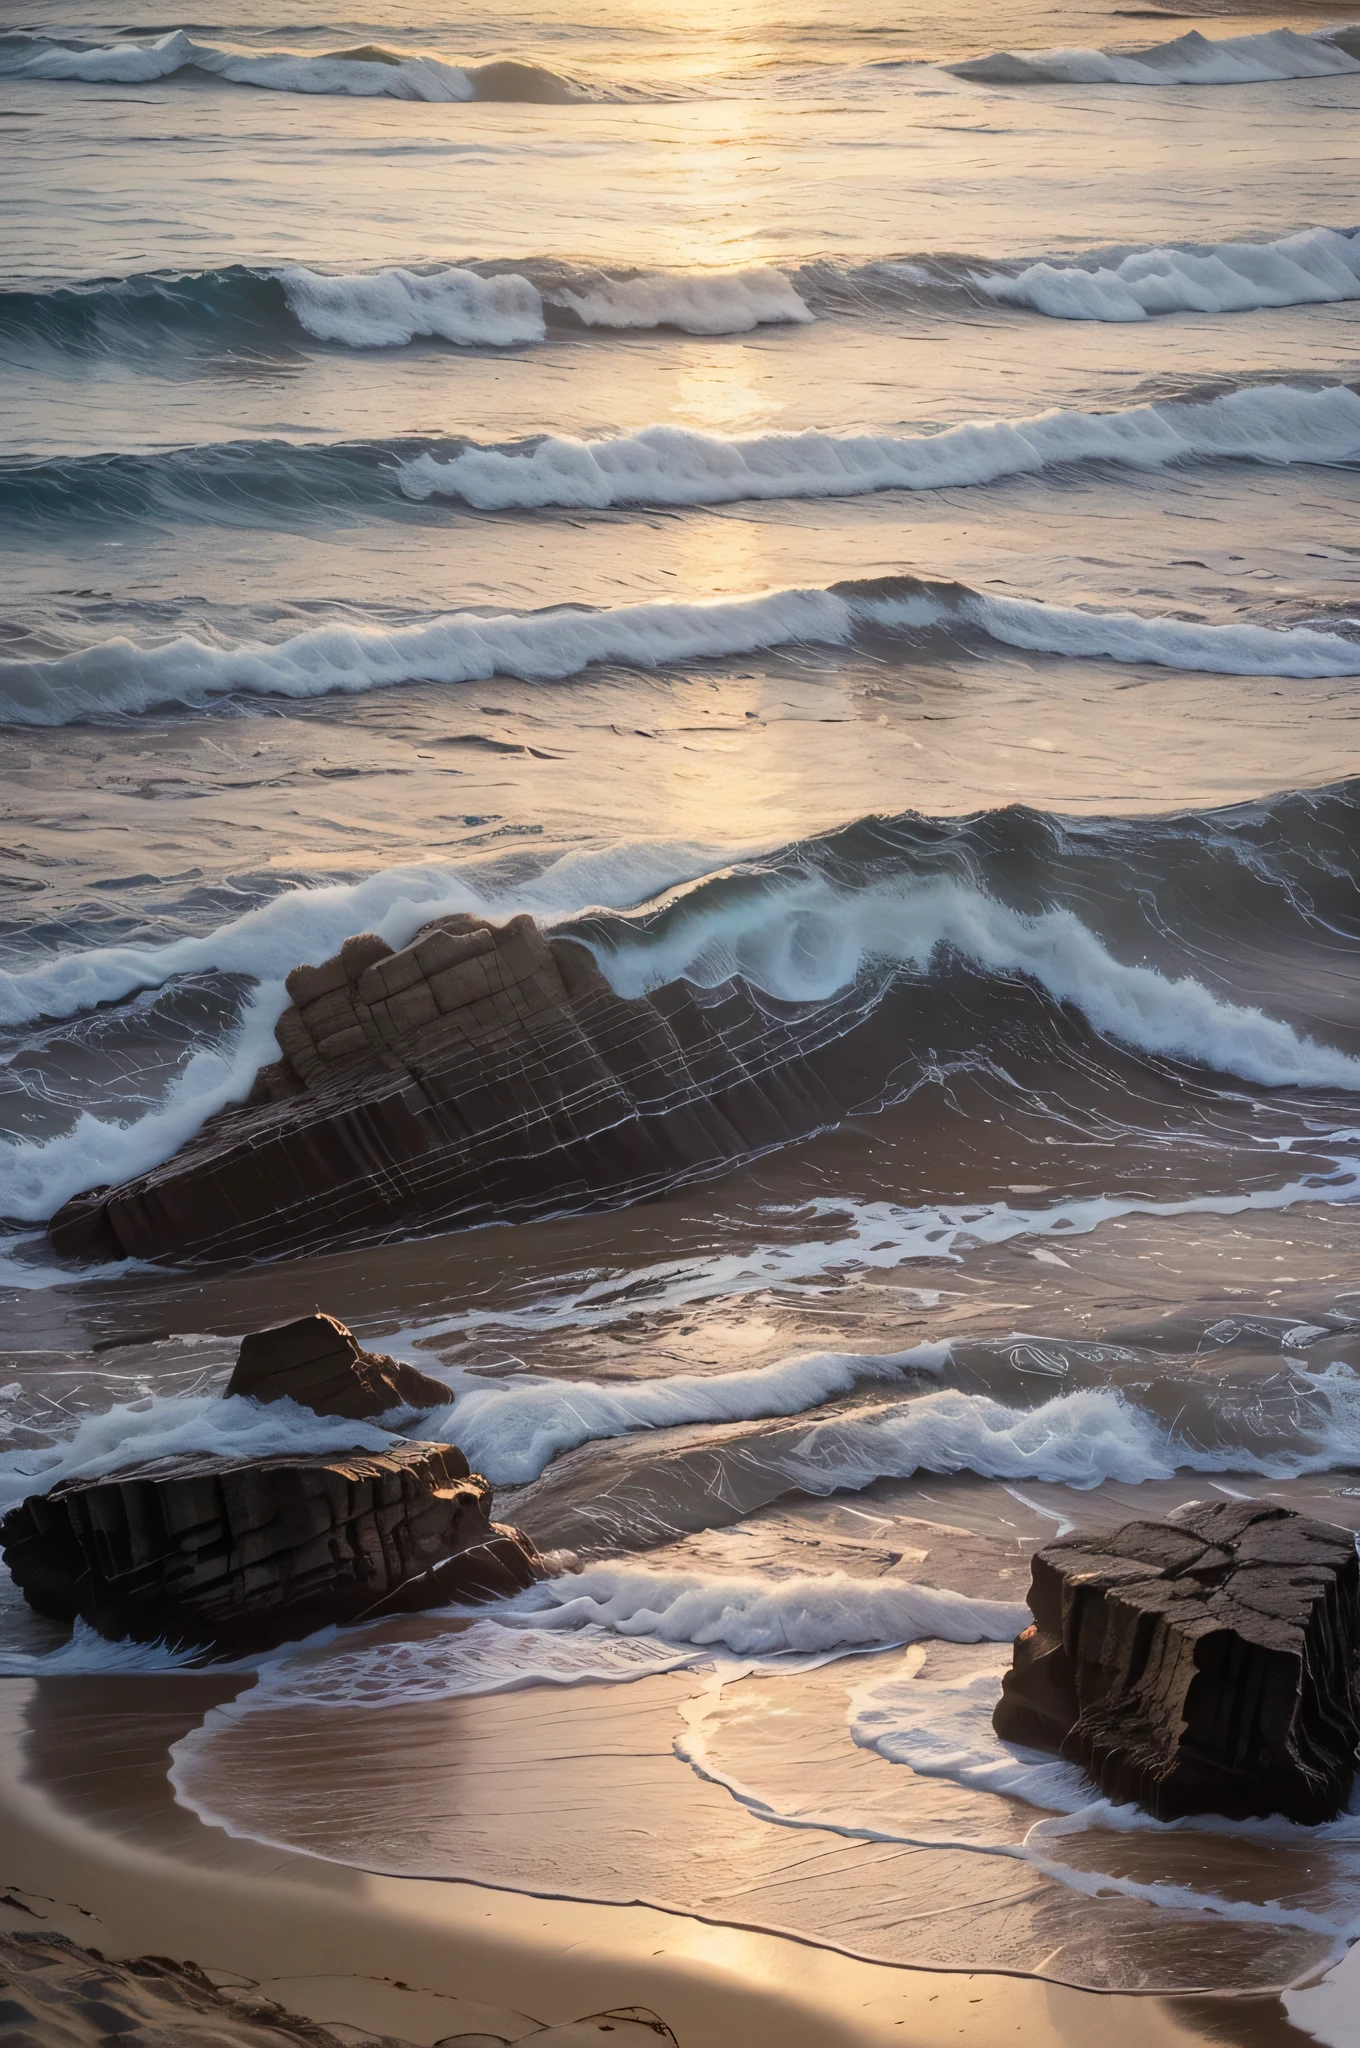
[0, 1673, 1336, 2048]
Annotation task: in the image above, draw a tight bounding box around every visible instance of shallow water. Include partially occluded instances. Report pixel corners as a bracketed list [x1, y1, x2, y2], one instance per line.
[3, 0, 1360, 2014]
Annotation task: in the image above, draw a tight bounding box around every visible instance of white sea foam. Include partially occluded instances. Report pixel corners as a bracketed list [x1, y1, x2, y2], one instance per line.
[949, 27, 1360, 87]
[396, 384, 1360, 512]
[280, 266, 546, 348]
[550, 266, 812, 334]
[0, 836, 728, 1033]
[980, 227, 1360, 321]
[222, 1619, 704, 1714]
[776, 1370, 1360, 1499]
[0, 1614, 207, 1677]
[274, 264, 809, 347]
[2, 29, 480, 99]
[426, 1344, 951, 1486]
[0, 982, 286, 1223]
[0, 1391, 395, 1516]
[7, 569, 1360, 731]
[510, 1562, 1027, 1654]
[848, 1649, 1100, 1812]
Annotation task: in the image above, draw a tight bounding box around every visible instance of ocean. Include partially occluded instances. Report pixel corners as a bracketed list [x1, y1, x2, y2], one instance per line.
[2, 0, 1360, 2016]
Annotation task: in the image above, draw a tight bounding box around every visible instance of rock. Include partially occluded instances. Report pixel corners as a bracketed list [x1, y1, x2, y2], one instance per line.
[992, 1500, 1360, 1823]
[48, 911, 905, 1265]
[226, 1311, 452, 1419]
[0, 1440, 541, 1654]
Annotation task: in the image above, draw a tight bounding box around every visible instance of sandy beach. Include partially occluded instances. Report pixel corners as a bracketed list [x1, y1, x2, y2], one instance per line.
[5, 1670, 1346, 2048]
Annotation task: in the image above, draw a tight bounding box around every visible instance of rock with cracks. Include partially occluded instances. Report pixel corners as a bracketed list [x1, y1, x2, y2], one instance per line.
[47, 910, 907, 1264]
[992, 1500, 1360, 1823]
[226, 1310, 452, 1419]
[0, 1440, 541, 1655]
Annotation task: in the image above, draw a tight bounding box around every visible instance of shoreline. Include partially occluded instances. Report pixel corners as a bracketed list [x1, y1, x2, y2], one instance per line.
[0, 1675, 1330, 2048]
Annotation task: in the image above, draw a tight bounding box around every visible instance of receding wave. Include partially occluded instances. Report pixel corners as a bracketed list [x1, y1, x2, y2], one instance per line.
[948, 25, 1360, 86]
[0, 29, 636, 102]
[4, 572, 1359, 726]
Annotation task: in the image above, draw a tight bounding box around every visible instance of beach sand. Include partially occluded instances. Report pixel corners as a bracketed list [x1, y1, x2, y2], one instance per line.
[0, 1673, 1338, 2048]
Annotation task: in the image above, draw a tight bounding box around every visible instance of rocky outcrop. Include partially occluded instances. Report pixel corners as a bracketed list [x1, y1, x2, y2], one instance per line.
[47, 910, 898, 1264]
[993, 1501, 1360, 1823]
[0, 1440, 541, 1654]
[226, 1311, 451, 1419]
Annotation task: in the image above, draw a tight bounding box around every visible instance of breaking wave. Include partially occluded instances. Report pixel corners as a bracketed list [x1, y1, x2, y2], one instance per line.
[0, 29, 632, 102]
[948, 26, 1360, 87]
[7, 234, 1360, 366]
[395, 384, 1360, 510]
[5, 571, 1360, 726]
[974, 226, 1360, 322]
[0, 261, 810, 356]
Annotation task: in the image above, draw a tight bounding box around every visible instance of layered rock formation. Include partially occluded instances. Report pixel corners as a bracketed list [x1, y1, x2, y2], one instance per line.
[993, 1501, 1360, 1823]
[0, 1440, 540, 1654]
[48, 910, 897, 1264]
[226, 1310, 451, 1419]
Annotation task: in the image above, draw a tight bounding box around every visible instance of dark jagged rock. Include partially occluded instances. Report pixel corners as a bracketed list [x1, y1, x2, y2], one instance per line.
[48, 910, 901, 1265]
[993, 1501, 1360, 1823]
[226, 1311, 452, 1419]
[0, 1440, 541, 1654]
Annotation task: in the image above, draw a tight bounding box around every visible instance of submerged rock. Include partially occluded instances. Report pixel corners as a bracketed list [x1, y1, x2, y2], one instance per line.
[226, 1310, 452, 1419]
[0, 1439, 541, 1654]
[48, 910, 899, 1265]
[993, 1500, 1360, 1823]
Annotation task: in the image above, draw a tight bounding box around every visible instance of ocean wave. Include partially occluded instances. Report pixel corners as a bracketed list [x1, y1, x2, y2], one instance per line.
[4, 782, 1360, 1219]
[11, 383, 1359, 531]
[395, 383, 1360, 510]
[0, 29, 624, 102]
[976, 226, 1360, 321]
[509, 1562, 1026, 1655]
[424, 1345, 951, 1486]
[279, 260, 809, 344]
[777, 1374, 1360, 1497]
[948, 26, 1360, 87]
[0, 261, 808, 357]
[6, 236, 1358, 364]
[4, 571, 1360, 728]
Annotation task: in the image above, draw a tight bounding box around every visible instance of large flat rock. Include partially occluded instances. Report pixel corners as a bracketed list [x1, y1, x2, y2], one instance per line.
[48, 911, 900, 1264]
[993, 1500, 1360, 1823]
[0, 1439, 541, 1654]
